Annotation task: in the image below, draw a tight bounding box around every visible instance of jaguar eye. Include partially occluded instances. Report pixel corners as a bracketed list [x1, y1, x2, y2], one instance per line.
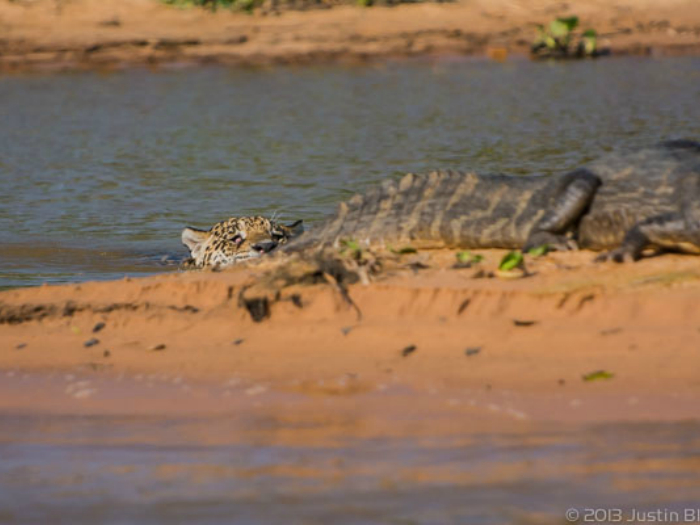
[231, 234, 244, 245]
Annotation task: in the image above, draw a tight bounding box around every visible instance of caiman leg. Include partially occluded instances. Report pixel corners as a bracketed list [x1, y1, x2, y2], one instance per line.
[596, 213, 700, 262]
[524, 169, 601, 252]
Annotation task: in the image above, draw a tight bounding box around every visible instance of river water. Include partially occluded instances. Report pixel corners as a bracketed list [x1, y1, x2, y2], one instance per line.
[1, 57, 699, 287]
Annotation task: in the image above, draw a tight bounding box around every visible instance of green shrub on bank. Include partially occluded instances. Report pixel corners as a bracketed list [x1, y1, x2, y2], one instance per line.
[531, 15, 604, 59]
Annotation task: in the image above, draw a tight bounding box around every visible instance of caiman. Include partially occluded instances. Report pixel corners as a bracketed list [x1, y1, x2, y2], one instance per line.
[285, 140, 700, 262]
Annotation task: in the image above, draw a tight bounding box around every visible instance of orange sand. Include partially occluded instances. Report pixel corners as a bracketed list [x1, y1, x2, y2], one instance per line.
[2, 249, 699, 435]
[1, 0, 700, 71]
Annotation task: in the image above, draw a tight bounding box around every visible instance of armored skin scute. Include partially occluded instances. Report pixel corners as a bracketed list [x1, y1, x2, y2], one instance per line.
[288, 140, 700, 262]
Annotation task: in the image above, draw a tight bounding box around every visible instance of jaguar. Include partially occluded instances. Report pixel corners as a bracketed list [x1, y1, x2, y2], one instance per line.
[181, 216, 303, 269]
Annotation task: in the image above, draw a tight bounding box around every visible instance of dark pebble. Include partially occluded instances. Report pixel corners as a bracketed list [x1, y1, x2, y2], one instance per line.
[84, 338, 100, 348]
[457, 298, 471, 314]
[150, 344, 166, 351]
[232, 339, 245, 346]
[103, 350, 111, 358]
[16, 343, 27, 350]
[465, 347, 481, 357]
[558, 379, 566, 386]
[92, 322, 106, 333]
[290, 294, 303, 308]
[401, 345, 417, 357]
[407, 262, 430, 271]
[341, 326, 353, 336]
[513, 319, 537, 327]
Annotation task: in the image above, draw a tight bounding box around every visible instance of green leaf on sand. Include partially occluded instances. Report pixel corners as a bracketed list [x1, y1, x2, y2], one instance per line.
[582, 370, 615, 382]
[456, 251, 484, 264]
[498, 251, 524, 271]
[528, 244, 550, 257]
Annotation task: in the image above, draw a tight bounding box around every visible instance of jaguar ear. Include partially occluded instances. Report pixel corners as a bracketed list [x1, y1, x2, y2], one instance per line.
[181, 227, 209, 257]
[283, 219, 304, 237]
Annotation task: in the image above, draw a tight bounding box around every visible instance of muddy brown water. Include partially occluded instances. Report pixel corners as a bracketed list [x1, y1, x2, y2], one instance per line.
[1, 372, 700, 525]
[1, 57, 700, 288]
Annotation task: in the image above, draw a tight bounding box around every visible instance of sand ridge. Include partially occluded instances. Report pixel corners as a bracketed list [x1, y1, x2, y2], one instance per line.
[2, 249, 700, 427]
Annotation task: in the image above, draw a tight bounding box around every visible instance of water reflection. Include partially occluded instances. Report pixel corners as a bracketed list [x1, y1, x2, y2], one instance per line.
[1, 412, 699, 525]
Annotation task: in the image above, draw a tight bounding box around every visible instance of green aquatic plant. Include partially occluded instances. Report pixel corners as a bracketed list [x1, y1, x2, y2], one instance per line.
[531, 15, 600, 59]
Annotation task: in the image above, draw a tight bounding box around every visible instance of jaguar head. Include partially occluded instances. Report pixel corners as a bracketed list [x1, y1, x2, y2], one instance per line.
[181, 216, 303, 269]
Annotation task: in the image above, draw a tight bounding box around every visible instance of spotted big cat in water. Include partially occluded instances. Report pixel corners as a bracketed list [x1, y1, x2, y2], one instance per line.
[181, 216, 303, 269]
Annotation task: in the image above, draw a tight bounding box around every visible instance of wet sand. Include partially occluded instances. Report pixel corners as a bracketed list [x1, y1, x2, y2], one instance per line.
[1, 0, 700, 72]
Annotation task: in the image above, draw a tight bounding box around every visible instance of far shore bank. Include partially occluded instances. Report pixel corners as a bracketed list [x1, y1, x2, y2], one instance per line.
[1, 0, 700, 72]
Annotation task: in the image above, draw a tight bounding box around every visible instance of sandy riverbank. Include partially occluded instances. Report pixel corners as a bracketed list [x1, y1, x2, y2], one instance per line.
[1, 0, 700, 72]
[2, 249, 700, 433]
